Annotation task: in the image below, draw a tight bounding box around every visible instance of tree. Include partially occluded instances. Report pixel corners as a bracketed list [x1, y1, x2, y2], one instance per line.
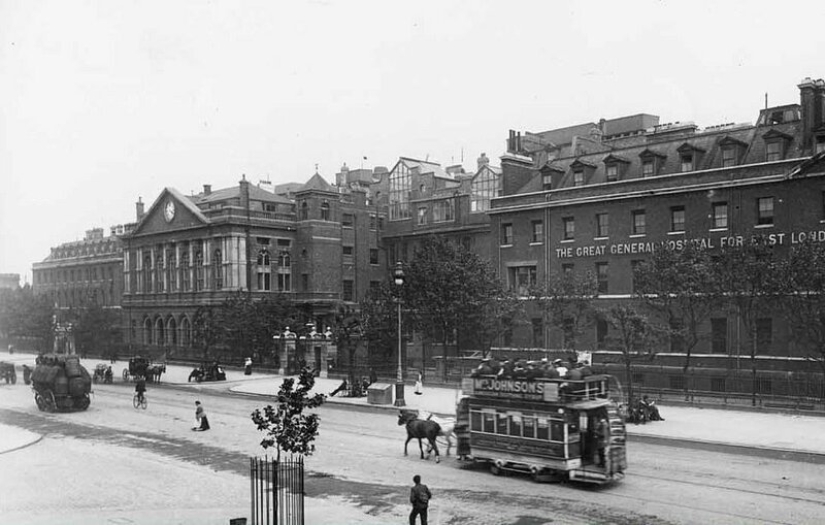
[774, 240, 825, 399]
[601, 304, 664, 404]
[529, 270, 598, 352]
[70, 299, 121, 359]
[402, 236, 504, 379]
[633, 244, 721, 387]
[330, 305, 363, 388]
[714, 238, 779, 406]
[463, 288, 525, 358]
[0, 285, 55, 352]
[250, 366, 326, 461]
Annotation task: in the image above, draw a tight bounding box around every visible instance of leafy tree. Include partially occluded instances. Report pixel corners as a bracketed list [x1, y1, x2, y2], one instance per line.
[774, 240, 825, 399]
[529, 270, 598, 351]
[0, 285, 55, 352]
[360, 284, 398, 368]
[70, 299, 122, 359]
[251, 366, 326, 461]
[463, 288, 525, 358]
[402, 236, 504, 379]
[601, 304, 664, 404]
[633, 244, 721, 387]
[330, 305, 364, 388]
[714, 238, 779, 406]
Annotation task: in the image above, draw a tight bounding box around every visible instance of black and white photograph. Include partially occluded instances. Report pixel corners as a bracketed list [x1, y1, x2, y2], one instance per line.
[2, 1, 825, 524]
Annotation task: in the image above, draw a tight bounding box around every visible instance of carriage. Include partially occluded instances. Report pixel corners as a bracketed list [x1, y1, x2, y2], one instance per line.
[0, 361, 16, 384]
[123, 357, 166, 383]
[92, 363, 114, 384]
[454, 373, 627, 485]
[31, 354, 92, 412]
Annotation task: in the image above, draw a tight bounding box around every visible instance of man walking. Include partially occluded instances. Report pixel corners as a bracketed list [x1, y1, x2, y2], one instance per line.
[409, 474, 432, 525]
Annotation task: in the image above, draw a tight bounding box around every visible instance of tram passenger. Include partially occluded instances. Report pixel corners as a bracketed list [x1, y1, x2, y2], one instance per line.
[512, 360, 528, 379]
[497, 359, 515, 379]
[579, 360, 593, 378]
[553, 359, 568, 378]
[471, 359, 493, 377]
[596, 412, 610, 467]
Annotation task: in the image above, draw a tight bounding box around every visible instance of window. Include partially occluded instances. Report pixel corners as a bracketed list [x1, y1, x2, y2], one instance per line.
[433, 199, 455, 222]
[606, 164, 618, 182]
[711, 318, 727, 354]
[501, 223, 513, 245]
[643, 160, 655, 177]
[155, 252, 164, 293]
[531, 221, 543, 243]
[300, 201, 308, 220]
[680, 153, 694, 172]
[711, 377, 727, 393]
[180, 252, 190, 291]
[213, 249, 223, 289]
[343, 280, 354, 302]
[471, 167, 501, 213]
[563, 217, 575, 240]
[766, 141, 783, 162]
[632, 210, 646, 235]
[670, 206, 686, 232]
[596, 319, 608, 349]
[343, 245, 353, 257]
[721, 147, 737, 167]
[342, 213, 354, 227]
[754, 378, 773, 395]
[630, 260, 643, 293]
[167, 252, 177, 292]
[257, 249, 271, 291]
[321, 201, 330, 221]
[756, 318, 772, 354]
[757, 197, 774, 226]
[712, 202, 728, 229]
[596, 213, 609, 238]
[596, 262, 608, 294]
[531, 318, 544, 347]
[369, 214, 377, 230]
[562, 263, 574, 275]
[573, 169, 584, 187]
[389, 162, 412, 220]
[417, 206, 427, 225]
[194, 250, 204, 291]
[369, 248, 379, 265]
[302, 273, 309, 291]
[508, 266, 536, 295]
[816, 136, 825, 154]
[143, 255, 152, 293]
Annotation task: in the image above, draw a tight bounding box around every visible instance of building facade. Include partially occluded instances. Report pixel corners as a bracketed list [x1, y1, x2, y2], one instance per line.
[489, 77, 825, 394]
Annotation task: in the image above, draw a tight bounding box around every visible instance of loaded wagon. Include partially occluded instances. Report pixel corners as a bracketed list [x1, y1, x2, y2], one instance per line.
[31, 354, 92, 412]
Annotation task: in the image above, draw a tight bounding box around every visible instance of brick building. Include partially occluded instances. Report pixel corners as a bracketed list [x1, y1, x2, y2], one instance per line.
[489, 77, 825, 394]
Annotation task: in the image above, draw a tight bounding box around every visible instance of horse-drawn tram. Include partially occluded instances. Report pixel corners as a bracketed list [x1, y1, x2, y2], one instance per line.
[457, 374, 627, 485]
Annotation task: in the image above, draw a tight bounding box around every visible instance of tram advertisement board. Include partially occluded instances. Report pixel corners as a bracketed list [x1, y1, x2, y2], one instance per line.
[471, 377, 560, 402]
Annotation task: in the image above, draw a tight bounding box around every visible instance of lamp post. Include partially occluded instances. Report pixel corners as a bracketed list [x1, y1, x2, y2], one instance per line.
[393, 261, 406, 407]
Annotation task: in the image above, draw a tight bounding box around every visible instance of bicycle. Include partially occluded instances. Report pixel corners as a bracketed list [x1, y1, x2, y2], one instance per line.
[133, 392, 148, 410]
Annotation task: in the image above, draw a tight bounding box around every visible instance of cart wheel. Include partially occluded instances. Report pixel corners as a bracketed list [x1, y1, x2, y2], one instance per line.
[490, 462, 503, 476]
[35, 393, 45, 411]
[45, 391, 56, 412]
[122, 369, 129, 381]
[76, 394, 90, 411]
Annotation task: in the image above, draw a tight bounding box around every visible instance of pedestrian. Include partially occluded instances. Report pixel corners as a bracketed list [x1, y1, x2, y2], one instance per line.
[409, 474, 432, 525]
[368, 367, 377, 386]
[596, 413, 609, 467]
[8, 343, 14, 354]
[22, 364, 32, 385]
[244, 357, 253, 375]
[414, 372, 423, 395]
[193, 400, 210, 431]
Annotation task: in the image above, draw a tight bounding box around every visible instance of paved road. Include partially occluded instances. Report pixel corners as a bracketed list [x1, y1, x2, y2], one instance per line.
[3, 375, 825, 524]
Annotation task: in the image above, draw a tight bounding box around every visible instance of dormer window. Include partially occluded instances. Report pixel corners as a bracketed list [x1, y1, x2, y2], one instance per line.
[677, 143, 706, 172]
[639, 149, 666, 177]
[602, 154, 630, 182]
[570, 159, 597, 187]
[540, 163, 565, 191]
[762, 129, 793, 162]
[719, 136, 747, 168]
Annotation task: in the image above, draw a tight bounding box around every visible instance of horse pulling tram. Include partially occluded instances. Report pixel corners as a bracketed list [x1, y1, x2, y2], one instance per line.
[456, 374, 627, 485]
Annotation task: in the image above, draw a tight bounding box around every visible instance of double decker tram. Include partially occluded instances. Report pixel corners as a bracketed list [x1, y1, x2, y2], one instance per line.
[457, 374, 627, 485]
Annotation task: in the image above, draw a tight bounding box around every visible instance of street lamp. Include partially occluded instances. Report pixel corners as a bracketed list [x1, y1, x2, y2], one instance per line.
[393, 261, 406, 407]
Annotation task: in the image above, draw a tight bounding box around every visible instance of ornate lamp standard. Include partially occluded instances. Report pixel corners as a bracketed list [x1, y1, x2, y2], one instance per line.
[393, 261, 406, 407]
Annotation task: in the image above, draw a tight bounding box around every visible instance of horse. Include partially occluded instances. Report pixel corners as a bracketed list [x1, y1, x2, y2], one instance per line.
[146, 363, 166, 384]
[398, 411, 441, 463]
[401, 409, 456, 456]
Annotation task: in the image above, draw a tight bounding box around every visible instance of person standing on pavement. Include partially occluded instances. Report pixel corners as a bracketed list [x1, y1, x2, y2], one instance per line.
[244, 357, 253, 375]
[409, 474, 432, 525]
[193, 400, 210, 431]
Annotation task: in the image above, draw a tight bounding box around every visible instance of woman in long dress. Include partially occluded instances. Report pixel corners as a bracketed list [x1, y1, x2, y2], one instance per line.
[194, 400, 210, 431]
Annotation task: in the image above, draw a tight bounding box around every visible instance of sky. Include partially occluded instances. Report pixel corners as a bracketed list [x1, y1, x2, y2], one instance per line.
[2, 0, 825, 285]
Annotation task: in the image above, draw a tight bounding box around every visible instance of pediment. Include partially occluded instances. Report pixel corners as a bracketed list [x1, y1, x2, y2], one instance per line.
[131, 188, 210, 236]
[677, 142, 706, 154]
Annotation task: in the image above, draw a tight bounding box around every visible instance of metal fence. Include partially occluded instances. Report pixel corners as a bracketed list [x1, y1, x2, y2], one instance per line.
[250, 456, 304, 525]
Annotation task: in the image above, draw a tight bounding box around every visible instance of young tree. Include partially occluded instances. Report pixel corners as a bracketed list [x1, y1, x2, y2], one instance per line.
[601, 304, 664, 405]
[634, 244, 721, 389]
[251, 366, 326, 461]
[529, 270, 598, 352]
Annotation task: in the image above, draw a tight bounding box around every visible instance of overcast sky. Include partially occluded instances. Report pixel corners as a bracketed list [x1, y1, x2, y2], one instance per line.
[2, 0, 824, 284]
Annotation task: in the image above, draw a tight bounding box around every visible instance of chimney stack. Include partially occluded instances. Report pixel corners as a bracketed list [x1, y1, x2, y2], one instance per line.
[203, 184, 212, 195]
[136, 197, 145, 221]
[239, 174, 250, 210]
[477, 152, 490, 170]
[799, 77, 825, 154]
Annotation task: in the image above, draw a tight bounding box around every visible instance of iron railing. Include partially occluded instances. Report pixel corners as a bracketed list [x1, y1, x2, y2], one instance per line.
[250, 456, 304, 525]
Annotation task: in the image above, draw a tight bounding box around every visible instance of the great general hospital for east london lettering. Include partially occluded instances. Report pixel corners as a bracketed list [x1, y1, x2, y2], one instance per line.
[555, 228, 825, 259]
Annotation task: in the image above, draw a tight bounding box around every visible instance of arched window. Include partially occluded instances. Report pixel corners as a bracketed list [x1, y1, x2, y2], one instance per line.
[155, 317, 165, 347]
[321, 200, 330, 221]
[300, 201, 308, 220]
[257, 249, 271, 291]
[155, 249, 164, 293]
[180, 316, 191, 347]
[143, 317, 152, 345]
[167, 317, 178, 347]
[213, 249, 223, 289]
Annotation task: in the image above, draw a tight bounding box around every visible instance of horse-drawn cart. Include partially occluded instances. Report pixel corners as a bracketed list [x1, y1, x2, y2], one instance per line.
[93, 363, 114, 384]
[123, 357, 166, 383]
[31, 354, 92, 412]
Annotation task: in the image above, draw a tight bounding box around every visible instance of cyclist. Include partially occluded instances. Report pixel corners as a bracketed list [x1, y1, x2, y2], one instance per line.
[135, 376, 147, 404]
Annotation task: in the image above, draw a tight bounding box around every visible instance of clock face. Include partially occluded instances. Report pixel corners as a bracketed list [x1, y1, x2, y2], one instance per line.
[164, 200, 176, 222]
